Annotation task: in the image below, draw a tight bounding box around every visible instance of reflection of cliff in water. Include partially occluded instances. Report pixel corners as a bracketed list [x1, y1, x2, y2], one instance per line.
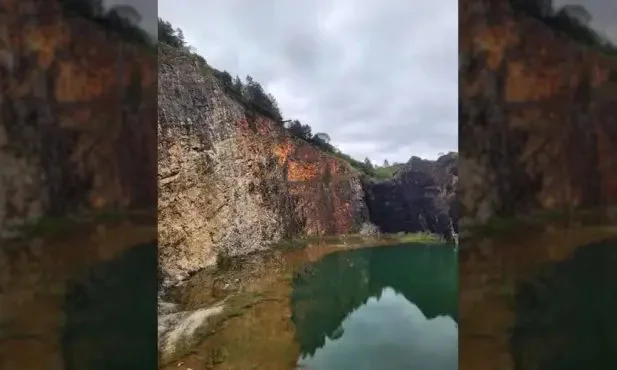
[61, 242, 158, 370]
[511, 238, 617, 370]
[290, 243, 457, 356]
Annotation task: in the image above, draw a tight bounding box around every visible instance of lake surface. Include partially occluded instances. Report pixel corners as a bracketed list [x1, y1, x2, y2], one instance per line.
[293, 244, 458, 370]
[0, 219, 158, 370]
[459, 226, 617, 370]
[163, 241, 458, 370]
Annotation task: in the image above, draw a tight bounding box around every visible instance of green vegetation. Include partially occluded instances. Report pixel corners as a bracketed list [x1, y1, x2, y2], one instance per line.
[158, 18, 283, 122]
[14, 208, 153, 240]
[467, 207, 615, 239]
[510, 0, 617, 56]
[158, 18, 402, 179]
[58, 0, 154, 48]
[272, 232, 443, 251]
[392, 232, 444, 244]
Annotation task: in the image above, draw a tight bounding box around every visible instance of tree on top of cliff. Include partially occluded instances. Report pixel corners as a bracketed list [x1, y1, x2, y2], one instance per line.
[242, 75, 283, 122]
[287, 120, 313, 140]
[108, 5, 142, 26]
[313, 133, 331, 145]
[510, 0, 617, 55]
[558, 4, 591, 26]
[59, 0, 152, 46]
[232, 76, 243, 94]
[158, 18, 186, 48]
[214, 70, 233, 89]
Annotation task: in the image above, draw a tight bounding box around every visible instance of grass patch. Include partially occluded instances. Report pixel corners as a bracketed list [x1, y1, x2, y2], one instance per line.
[272, 231, 444, 250]
[467, 207, 614, 240]
[272, 234, 364, 250]
[385, 232, 444, 244]
[12, 208, 153, 240]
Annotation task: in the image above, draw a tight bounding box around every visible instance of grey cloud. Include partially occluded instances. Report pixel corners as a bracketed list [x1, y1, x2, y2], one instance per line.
[553, 0, 617, 42]
[102, 0, 158, 37]
[159, 0, 458, 163]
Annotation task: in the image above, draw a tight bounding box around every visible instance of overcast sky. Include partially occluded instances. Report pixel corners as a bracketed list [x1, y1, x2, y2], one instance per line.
[552, 0, 617, 43]
[102, 0, 158, 36]
[158, 0, 458, 164]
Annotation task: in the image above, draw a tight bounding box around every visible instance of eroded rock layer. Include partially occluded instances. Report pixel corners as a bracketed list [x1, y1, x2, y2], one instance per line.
[460, 0, 617, 225]
[158, 45, 368, 283]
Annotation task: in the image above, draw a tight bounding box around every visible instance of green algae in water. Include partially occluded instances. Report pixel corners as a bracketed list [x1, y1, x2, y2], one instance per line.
[291, 243, 458, 370]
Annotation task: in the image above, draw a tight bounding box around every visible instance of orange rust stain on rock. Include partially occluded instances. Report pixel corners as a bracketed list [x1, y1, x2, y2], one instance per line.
[273, 141, 293, 165]
[25, 23, 67, 69]
[287, 161, 319, 182]
[473, 25, 519, 70]
[55, 61, 113, 102]
[505, 62, 563, 102]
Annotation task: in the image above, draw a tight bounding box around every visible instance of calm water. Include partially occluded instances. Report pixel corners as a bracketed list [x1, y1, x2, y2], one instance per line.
[163, 241, 458, 370]
[0, 222, 157, 370]
[61, 242, 158, 370]
[291, 244, 458, 370]
[459, 228, 617, 370]
[510, 238, 617, 370]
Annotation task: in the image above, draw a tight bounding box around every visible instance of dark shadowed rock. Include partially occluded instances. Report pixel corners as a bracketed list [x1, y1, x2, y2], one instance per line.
[363, 153, 458, 241]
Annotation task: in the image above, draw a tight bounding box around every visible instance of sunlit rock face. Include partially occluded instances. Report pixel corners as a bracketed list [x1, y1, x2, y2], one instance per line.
[157, 45, 369, 284]
[459, 0, 617, 225]
[0, 1, 158, 238]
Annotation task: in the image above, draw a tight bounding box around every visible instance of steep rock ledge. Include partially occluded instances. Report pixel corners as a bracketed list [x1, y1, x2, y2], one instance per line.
[158, 45, 368, 284]
[0, 2, 157, 238]
[460, 0, 617, 226]
[364, 153, 458, 240]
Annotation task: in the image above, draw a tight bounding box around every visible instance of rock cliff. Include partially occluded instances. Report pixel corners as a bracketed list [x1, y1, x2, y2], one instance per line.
[460, 0, 617, 226]
[0, 2, 158, 238]
[364, 153, 458, 240]
[158, 45, 368, 284]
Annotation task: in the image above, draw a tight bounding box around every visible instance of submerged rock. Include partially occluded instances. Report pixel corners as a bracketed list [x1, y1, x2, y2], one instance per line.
[158, 302, 225, 365]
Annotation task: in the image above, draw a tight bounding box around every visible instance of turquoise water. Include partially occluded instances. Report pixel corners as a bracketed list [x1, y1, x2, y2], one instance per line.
[291, 243, 458, 370]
